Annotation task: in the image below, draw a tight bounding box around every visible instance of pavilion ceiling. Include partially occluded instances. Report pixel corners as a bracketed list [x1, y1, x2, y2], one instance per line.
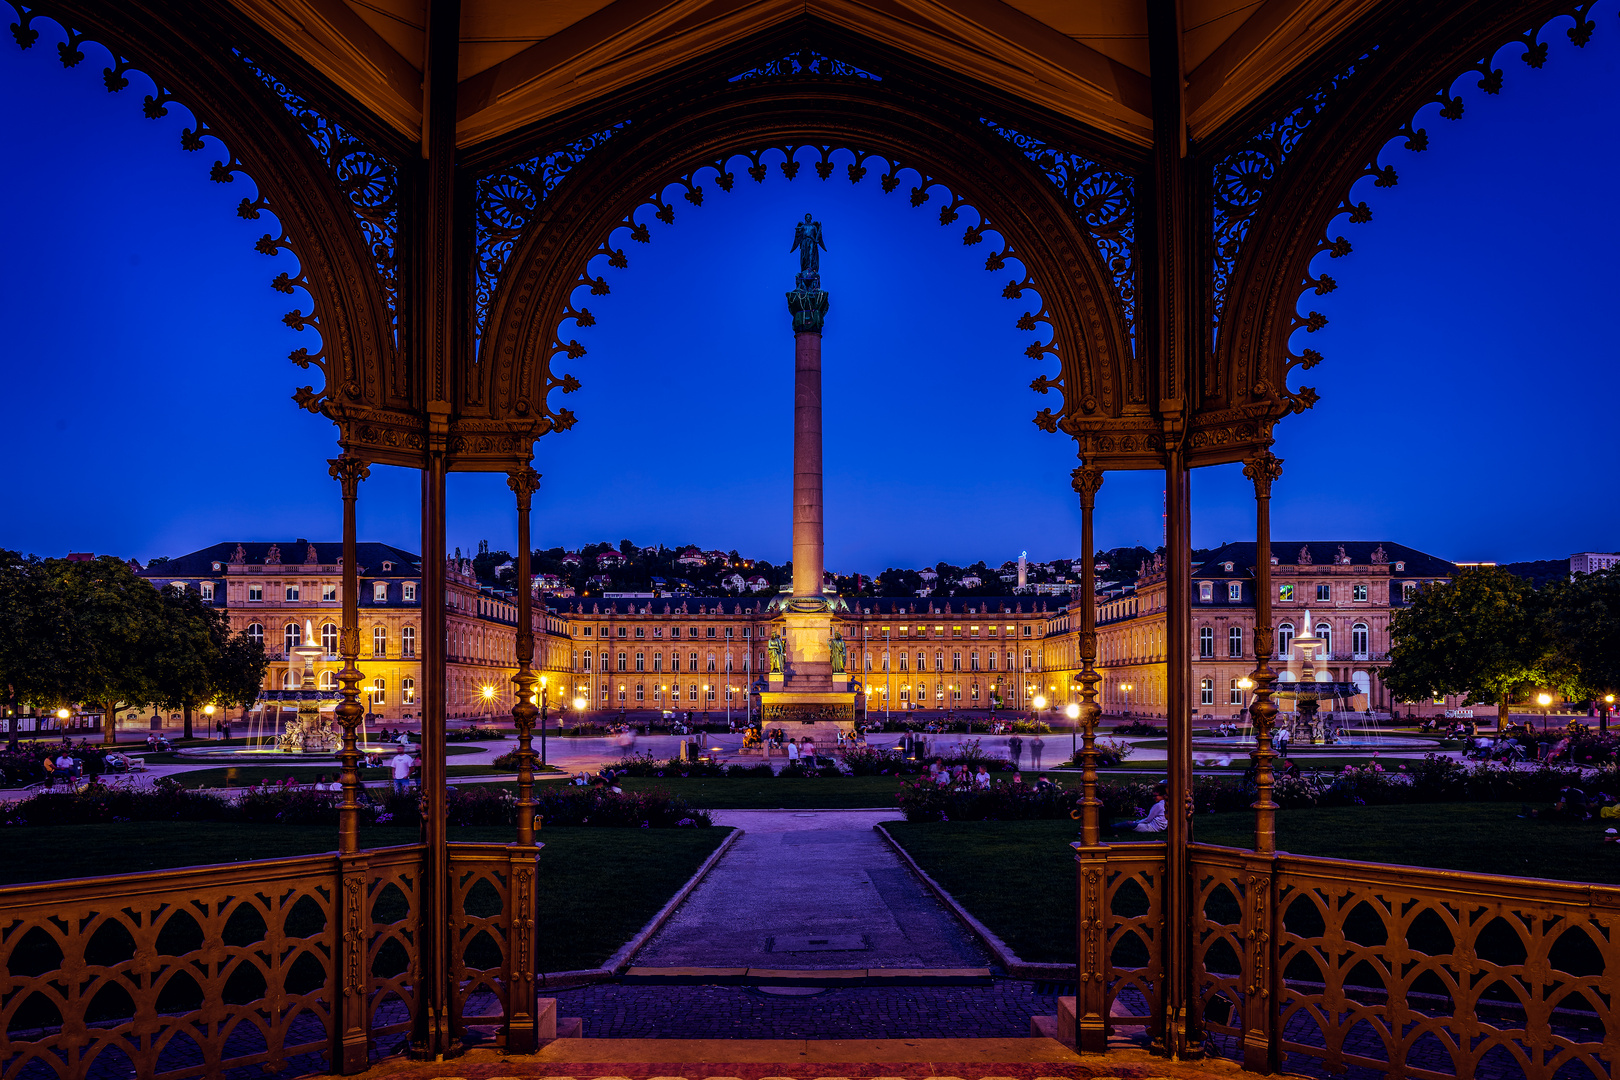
[223, 0, 1385, 149]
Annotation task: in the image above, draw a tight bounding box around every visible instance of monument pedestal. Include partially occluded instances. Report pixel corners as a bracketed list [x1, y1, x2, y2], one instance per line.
[761, 608, 857, 745]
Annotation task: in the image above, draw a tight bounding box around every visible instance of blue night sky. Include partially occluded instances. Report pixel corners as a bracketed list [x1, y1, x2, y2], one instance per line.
[1, 18, 1616, 573]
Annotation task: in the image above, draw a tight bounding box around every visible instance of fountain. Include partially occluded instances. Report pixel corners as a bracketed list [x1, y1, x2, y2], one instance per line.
[278, 621, 338, 753]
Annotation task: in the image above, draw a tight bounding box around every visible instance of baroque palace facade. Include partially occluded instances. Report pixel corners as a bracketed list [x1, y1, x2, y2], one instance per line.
[137, 541, 573, 731]
[141, 538, 1466, 728]
[1040, 541, 1462, 720]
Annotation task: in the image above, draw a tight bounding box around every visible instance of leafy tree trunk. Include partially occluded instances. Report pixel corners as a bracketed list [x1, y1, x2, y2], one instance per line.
[183, 700, 193, 740]
[1498, 697, 1509, 732]
[103, 699, 118, 746]
[7, 686, 17, 753]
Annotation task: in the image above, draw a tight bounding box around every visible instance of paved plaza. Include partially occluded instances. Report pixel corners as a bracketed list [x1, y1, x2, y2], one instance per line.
[633, 809, 991, 971]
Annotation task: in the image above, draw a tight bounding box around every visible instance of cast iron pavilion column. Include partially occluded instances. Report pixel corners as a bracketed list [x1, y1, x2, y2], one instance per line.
[1070, 463, 1108, 1053]
[504, 464, 542, 1052]
[329, 451, 370, 1074]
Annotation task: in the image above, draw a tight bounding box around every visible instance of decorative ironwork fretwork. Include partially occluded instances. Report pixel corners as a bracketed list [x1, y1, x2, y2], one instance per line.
[980, 119, 1136, 343]
[546, 145, 1066, 434]
[236, 52, 399, 335]
[474, 124, 628, 346]
[1211, 58, 1369, 335]
[729, 49, 881, 82]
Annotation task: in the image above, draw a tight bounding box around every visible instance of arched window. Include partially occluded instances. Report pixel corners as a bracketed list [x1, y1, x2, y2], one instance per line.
[706, 653, 716, 673]
[1315, 622, 1332, 656]
[402, 678, 416, 705]
[652, 652, 663, 673]
[1200, 678, 1214, 706]
[246, 623, 264, 646]
[283, 669, 298, 688]
[583, 650, 594, 672]
[1228, 626, 1243, 658]
[284, 622, 301, 652]
[373, 626, 388, 657]
[688, 651, 699, 672]
[1352, 622, 1369, 659]
[319, 670, 337, 690]
[1352, 670, 1371, 699]
[321, 623, 338, 657]
[1198, 627, 1214, 659]
[618, 651, 627, 672]
[898, 652, 909, 672]
[934, 651, 944, 672]
[401, 626, 416, 657]
[1023, 649, 1033, 671]
[371, 678, 386, 705]
[1278, 623, 1294, 658]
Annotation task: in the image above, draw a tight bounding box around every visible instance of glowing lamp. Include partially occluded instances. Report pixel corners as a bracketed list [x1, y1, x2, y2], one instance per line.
[56, 708, 70, 720]
[1033, 695, 1047, 710]
[1537, 693, 1553, 707]
[573, 697, 587, 711]
[482, 685, 495, 700]
[1065, 702, 1080, 720]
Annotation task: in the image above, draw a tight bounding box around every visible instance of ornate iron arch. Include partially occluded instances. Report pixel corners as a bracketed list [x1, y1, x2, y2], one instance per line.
[473, 70, 1150, 463]
[5, 1, 403, 446]
[1208, 0, 1607, 424]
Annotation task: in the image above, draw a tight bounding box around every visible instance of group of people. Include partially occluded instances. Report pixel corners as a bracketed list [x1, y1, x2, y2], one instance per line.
[1004, 735, 1048, 771]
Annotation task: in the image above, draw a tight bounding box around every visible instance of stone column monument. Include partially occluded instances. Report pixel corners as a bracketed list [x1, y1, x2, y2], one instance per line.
[759, 214, 857, 744]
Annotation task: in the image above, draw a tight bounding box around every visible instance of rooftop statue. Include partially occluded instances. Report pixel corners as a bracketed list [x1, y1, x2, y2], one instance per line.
[790, 213, 826, 275]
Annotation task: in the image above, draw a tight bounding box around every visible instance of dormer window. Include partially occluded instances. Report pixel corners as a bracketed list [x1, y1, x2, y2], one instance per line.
[373, 582, 388, 602]
[382, 561, 393, 571]
[1394, 561, 1405, 572]
[1198, 581, 1213, 602]
[200, 583, 215, 601]
[211, 561, 222, 571]
[403, 583, 417, 601]
[1223, 562, 1234, 572]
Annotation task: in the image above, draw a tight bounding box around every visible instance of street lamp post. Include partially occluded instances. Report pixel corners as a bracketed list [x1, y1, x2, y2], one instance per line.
[1033, 694, 1047, 733]
[539, 675, 549, 766]
[1121, 682, 1134, 717]
[1538, 692, 1553, 734]
[1237, 677, 1255, 734]
[1603, 694, 1614, 736]
[204, 703, 216, 740]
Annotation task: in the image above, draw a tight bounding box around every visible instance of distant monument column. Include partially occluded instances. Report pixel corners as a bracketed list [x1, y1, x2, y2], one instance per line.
[787, 213, 830, 603]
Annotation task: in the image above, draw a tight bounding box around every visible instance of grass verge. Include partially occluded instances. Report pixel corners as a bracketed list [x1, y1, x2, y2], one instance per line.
[885, 804, 1620, 965]
[0, 821, 730, 973]
[164, 762, 550, 788]
[468, 773, 1077, 809]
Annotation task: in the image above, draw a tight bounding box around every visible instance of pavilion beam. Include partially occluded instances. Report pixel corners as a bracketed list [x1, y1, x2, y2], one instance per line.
[413, 0, 461, 1061]
[1146, 0, 1200, 1059]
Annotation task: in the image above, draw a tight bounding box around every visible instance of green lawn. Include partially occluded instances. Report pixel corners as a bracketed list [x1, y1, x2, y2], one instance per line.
[139, 743, 488, 766]
[885, 805, 1620, 965]
[0, 821, 730, 974]
[167, 762, 550, 788]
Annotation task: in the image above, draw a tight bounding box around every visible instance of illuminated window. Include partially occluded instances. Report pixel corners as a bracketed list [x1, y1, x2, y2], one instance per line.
[246, 623, 264, 646]
[284, 622, 302, 652]
[1199, 581, 1213, 602]
[372, 626, 387, 657]
[319, 670, 337, 690]
[1228, 582, 1242, 601]
[321, 623, 339, 657]
[371, 678, 386, 705]
[403, 678, 415, 704]
[1200, 678, 1214, 706]
[1352, 583, 1368, 602]
[1279, 584, 1294, 602]
[401, 626, 415, 657]
[373, 582, 388, 602]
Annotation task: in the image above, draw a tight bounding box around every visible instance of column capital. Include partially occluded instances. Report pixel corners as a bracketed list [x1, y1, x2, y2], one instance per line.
[1242, 451, 1284, 499]
[1070, 465, 1105, 508]
[506, 466, 542, 509]
[327, 454, 371, 498]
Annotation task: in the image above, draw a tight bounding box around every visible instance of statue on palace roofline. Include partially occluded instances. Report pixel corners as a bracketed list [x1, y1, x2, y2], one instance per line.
[791, 213, 826, 275]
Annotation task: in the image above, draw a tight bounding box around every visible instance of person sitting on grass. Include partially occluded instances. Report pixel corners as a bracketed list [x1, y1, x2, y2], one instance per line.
[1525, 786, 1593, 820]
[1109, 783, 1170, 834]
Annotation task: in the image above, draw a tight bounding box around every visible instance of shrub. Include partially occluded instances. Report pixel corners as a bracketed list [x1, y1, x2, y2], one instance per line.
[896, 777, 1080, 822]
[0, 778, 235, 826]
[1057, 738, 1134, 769]
[446, 726, 507, 743]
[724, 762, 776, 778]
[1112, 721, 1166, 736]
[606, 754, 728, 778]
[842, 744, 911, 776]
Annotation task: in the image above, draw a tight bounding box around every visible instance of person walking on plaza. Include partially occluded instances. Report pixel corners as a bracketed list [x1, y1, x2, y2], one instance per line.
[1008, 734, 1023, 769]
[803, 736, 817, 766]
[785, 738, 800, 766]
[1029, 735, 1045, 771]
[390, 749, 413, 794]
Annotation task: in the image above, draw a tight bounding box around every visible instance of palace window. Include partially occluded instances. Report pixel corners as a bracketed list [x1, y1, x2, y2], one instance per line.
[1199, 581, 1213, 602]
[583, 650, 593, 672]
[1316, 623, 1333, 654]
[284, 622, 301, 651]
[373, 626, 387, 657]
[1023, 649, 1033, 671]
[742, 627, 750, 638]
[1229, 679, 1244, 706]
[635, 627, 644, 638]
[688, 684, 698, 701]
[286, 585, 300, 601]
[321, 622, 339, 657]
[404, 582, 417, 601]
[1279, 584, 1294, 602]
[402, 678, 415, 705]
[707, 654, 716, 673]
[653, 627, 663, 639]
[617, 652, 627, 672]
[200, 582, 215, 601]
[725, 626, 734, 638]
[1023, 625, 1032, 636]
[401, 626, 416, 657]
[652, 652, 663, 672]
[1316, 584, 1331, 601]
[970, 651, 980, 671]
[952, 652, 962, 671]
[617, 627, 627, 637]
[1198, 627, 1214, 659]
[1228, 582, 1242, 601]
[248, 585, 263, 602]
[898, 653, 908, 672]
[934, 651, 944, 672]
[1229, 626, 1243, 658]
[1278, 623, 1295, 658]
[373, 582, 388, 602]
[635, 684, 644, 702]
[951, 685, 962, 701]
[986, 650, 996, 671]
[372, 678, 386, 705]
[1353, 583, 1368, 602]
[1352, 622, 1369, 659]
[246, 623, 264, 646]
[635, 652, 645, 672]
[706, 685, 716, 702]
[319, 670, 337, 690]
[1200, 678, 1214, 706]
[688, 651, 698, 672]
[707, 627, 717, 638]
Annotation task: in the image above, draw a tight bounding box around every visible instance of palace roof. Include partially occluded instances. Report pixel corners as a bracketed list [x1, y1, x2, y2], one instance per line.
[141, 541, 423, 577]
[1191, 541, 1457, 578]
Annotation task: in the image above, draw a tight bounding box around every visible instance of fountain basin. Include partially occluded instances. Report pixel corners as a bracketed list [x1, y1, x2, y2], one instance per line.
[173, 744, 407, 764]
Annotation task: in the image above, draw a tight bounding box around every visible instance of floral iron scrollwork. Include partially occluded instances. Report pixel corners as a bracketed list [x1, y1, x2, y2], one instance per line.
[980, 119, 1136, 347]
[237, 52, 400, 342]
[473, 123, 629, 349]
[728, 48, 881, 82]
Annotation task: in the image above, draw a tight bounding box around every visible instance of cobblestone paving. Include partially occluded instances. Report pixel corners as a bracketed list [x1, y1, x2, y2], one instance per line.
[552, 980, 1062, 1039]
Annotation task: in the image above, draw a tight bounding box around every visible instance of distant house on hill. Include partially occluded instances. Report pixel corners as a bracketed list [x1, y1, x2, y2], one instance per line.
[959, 575, 983, 588]
[720, 572, 745, 592]
[596, 550, 623, 568]
[560, 551, 581, 567]
[677, 547, 706, 567]
[746, 575, 770, 593]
